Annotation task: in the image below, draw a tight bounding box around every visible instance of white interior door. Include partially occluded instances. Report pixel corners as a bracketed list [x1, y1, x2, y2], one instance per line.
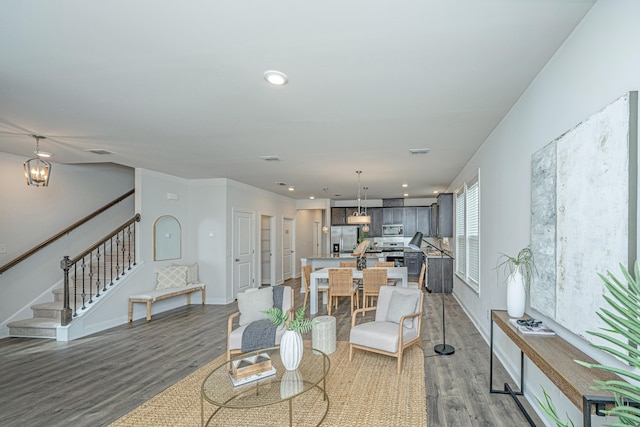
[313, 221, 321, 257]
[283, 218, 294, 280]
[234, 210, 254, 297]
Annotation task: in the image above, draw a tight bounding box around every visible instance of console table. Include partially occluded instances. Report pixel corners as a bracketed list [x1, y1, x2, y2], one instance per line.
[490, 310, 621, 426]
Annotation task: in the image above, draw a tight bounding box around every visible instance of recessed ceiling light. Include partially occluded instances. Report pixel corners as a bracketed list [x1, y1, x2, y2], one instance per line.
[409, 148, 430, 155]
[259, 155, 282, 161]
[35, 151, 53, 158]
[288, 187, 295, 191]
[403, 193, 409, 197]
[433, 190, 439, 194]
[402, 183, 408, 188]
[309, 196, 315, 200]
[264, 70, 288, 86]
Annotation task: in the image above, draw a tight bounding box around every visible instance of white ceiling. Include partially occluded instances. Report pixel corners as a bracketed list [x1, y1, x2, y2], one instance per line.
[0, 0, 595, 200]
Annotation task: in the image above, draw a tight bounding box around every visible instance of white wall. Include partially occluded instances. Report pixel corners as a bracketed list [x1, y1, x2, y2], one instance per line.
[0, 152, 134, 336]
[295, 208, 323, 272]
[450, 1, 640, 424]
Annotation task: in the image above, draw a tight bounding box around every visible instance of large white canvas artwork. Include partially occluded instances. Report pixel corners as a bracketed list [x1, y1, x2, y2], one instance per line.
[530, 92, 637, 345]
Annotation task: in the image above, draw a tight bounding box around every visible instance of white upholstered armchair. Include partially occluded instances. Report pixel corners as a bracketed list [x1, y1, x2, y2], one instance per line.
[227, 286, 293, 360]
[349, 286, 423, 373]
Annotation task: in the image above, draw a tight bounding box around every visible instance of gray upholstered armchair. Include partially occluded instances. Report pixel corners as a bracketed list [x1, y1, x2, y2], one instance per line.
[349, 286, 423, 373]
[227, 286, 293, 360]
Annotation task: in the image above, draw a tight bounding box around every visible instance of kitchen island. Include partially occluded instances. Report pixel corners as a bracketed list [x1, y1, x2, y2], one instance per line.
[301, 254, 387, 271]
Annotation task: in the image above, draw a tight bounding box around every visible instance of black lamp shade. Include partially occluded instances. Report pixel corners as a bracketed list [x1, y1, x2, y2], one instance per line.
[407, 232, 424, 250]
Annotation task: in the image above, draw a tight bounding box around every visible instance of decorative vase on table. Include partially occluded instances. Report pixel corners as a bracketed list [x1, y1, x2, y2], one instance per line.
[506, 270, 526, 318]
[280, 329, 303, 370]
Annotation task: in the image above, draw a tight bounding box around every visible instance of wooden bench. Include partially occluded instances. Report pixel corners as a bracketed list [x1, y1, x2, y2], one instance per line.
[128, 283, 206, 322]
[490, 309, 621, 426]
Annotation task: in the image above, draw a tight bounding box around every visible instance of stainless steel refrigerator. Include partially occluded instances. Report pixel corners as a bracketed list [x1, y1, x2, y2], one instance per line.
[330, 226, 359, 253]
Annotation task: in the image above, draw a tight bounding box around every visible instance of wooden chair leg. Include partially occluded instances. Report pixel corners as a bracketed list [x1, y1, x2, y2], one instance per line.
[202, 287, 206, 304]
[303, 289, 309, 310]
[146, 301, 152, 322]
[128, 300, 134, 322]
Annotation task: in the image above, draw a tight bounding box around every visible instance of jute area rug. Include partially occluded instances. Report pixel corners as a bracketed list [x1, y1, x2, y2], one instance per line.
[110, 341, 426, 426]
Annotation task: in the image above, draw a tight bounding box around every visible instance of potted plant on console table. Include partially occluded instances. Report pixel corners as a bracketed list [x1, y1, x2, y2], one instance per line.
[496, 246, 536, 318]
[263, 305, 316, 370]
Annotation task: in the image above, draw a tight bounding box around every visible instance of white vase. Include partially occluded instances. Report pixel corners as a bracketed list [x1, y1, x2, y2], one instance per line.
[280, 330, 303, 370]
[506, 270, 526, 318]
[280, 369, 304, 399]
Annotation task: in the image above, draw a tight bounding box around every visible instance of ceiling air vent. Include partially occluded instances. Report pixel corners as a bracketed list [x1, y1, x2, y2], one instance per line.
[260, 155, 282, 161]
[409, 148, 430, 155]
[84, 148, 115, 155]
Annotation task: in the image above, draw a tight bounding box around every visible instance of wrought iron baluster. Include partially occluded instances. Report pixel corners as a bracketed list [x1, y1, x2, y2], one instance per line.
[115, 234, 121, 280]
[120, 229, 126, 276]
[95, 248, 101, 297]
[73, 262, 78, 316]
[81, 256, 87, 309]
[102, 242, 107, 292]
[126, 224, 133, 270]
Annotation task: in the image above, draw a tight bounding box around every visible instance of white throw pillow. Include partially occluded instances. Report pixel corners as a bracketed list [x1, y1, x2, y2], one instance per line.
[237, 287, 273, 326]
[385, 291, 419, 328]
[172, 262, 199, 284]
[156, 266, 188, 289]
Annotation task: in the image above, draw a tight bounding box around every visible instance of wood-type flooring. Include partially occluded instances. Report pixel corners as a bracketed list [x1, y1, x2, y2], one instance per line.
[0, 277, 542, 426]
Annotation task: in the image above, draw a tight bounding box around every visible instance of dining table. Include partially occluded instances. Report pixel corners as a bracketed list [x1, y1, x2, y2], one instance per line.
[308, 267, 408, 315]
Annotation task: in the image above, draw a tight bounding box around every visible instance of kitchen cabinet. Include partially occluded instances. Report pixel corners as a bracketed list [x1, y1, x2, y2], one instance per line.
[435, 193, 453, 237]
[426, 256, 453, 293]
[429, 203, 438, 237]
[383, 207, 403, 224]
[369, 207, 383, 237]
[417, 206, 431, 236]
[404, 251, 424, 280]
[331, 208, 346, 225]
[403, 207, 418, 237]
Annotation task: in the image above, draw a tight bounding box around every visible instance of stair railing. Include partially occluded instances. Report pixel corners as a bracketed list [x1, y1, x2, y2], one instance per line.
[60, 214, 141, 325]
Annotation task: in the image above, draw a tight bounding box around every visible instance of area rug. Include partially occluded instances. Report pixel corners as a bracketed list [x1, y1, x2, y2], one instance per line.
[109, 341, 426, 426]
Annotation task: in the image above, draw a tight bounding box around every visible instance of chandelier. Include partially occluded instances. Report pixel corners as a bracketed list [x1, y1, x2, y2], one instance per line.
[347, 171, 371, 225]
[24, 134, 52, 187]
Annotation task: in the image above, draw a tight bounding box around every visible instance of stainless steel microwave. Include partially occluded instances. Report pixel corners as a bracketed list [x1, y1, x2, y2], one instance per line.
[382, 224, 404, 236]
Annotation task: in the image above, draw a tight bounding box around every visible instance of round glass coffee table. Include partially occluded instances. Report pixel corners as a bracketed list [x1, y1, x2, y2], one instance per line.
[201, 346, 330, 426]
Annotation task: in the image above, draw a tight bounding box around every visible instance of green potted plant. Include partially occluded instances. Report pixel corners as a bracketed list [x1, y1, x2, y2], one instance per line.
[496, 246, 536, 318]
[263, 305, 316, 370]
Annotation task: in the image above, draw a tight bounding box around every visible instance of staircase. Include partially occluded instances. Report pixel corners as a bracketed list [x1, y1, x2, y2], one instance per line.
[7, 219, 138, 339]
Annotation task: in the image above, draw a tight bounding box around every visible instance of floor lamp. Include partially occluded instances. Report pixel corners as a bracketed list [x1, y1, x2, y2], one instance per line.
[408, 232, 455, 356]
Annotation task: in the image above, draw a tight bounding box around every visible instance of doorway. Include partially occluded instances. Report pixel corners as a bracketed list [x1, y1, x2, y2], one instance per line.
[260, 215, 275, 285]
[283, 218, 295, 280]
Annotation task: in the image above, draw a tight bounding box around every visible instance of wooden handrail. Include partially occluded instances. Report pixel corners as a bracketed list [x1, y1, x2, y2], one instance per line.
[0, 189, 135, 274]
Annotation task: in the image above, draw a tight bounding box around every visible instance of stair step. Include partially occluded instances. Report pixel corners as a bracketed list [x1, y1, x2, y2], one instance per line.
[31, 302, 65, 319]
[7, 318, 58, 338]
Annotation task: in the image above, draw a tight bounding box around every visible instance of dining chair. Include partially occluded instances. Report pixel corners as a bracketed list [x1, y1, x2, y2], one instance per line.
[340, 261, 361, 288]
[328, 268, 359, 316]
[362, 268, 388, 314]
[408, 262, 426, 290]
[375, 261, 400, 286]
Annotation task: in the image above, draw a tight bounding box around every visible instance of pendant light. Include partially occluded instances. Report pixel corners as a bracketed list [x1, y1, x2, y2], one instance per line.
[347, 171, 371, 225]
[362, 187, 370, 233]
[24, 135, 52, 187]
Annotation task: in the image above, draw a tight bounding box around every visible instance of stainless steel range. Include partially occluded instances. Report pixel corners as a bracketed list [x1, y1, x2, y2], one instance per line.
[380, 242, 405, 266]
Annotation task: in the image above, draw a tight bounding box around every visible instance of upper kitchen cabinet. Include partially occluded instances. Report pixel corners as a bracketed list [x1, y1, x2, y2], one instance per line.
[382, 207, 404, 224]
[434, 193, 453, 237]
[369, 207, 382, 237]
[417, 206, 431, 236]
[331, 207, 346, 225]
[403, 207, 418, 237]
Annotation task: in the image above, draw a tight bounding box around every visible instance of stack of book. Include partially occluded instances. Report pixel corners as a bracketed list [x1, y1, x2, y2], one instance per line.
[229, 353, 276, 386]
[509, 318, 556, 336]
